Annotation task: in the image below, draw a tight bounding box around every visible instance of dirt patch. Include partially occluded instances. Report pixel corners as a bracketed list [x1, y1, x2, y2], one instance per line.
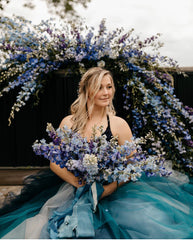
[0, 186, 23, 207]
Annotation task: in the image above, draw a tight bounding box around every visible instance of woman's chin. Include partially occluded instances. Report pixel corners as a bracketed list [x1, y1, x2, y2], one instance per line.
[99, 103, 110, 108]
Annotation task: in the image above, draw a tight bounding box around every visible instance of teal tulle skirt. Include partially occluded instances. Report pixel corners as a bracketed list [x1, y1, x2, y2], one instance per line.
[0, 169, 193, 239]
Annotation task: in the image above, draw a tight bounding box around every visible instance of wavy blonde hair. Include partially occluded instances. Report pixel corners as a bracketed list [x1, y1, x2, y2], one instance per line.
[70, 67, 116, 133]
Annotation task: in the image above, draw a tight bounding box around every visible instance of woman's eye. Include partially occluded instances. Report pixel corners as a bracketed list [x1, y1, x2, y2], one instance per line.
[99, 85, 112, 90]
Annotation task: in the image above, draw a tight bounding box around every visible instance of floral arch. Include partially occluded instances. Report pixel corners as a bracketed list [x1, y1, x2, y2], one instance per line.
[0, 16, 192, 173]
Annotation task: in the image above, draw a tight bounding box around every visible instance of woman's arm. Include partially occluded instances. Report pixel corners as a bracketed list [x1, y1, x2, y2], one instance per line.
[50, 162, 84, 188]
[100, 116, 134, 199]
[114, 116, 136, 158]
[50, 115, 85, 188]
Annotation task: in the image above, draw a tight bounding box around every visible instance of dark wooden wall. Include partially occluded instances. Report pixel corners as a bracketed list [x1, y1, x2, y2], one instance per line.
[0, 72, 79, 166]
[173, 69, 193, 108]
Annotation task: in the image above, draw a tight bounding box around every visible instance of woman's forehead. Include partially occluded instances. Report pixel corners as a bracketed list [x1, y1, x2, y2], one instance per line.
[101, 75, 112, 84]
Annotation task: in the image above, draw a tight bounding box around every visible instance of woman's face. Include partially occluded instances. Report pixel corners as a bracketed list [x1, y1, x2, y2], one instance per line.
[93, 75, 113, 108]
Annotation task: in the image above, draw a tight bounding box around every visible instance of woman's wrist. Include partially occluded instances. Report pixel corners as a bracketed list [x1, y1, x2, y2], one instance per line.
[101, 182, 117, 199]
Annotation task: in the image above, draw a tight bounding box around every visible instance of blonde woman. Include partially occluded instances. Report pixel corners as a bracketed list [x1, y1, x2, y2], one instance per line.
[51, 67, 134, 198]
[1, 67, 193, 239]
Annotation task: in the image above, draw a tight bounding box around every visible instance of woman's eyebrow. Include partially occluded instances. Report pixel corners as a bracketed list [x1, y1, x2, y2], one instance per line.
[100, 82, 112, 87]
[103, 82, 112, 85]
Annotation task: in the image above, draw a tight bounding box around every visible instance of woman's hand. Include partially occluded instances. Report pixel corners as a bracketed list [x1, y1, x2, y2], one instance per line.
[76, 180, 86, 188]
[100, 178, 131, 200]
[50, 162, 86, 188]
[100, 181, 117, 199]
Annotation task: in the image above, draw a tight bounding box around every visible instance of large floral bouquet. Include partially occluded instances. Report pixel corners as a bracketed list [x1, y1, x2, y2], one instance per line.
[32, 123, 169, 185]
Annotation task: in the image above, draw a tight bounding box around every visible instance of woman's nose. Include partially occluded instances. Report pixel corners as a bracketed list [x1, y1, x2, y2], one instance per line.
[103, 87, 108, 94]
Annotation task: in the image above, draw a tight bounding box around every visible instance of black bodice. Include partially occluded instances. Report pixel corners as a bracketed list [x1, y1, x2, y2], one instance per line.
[102, 115, 113, 141]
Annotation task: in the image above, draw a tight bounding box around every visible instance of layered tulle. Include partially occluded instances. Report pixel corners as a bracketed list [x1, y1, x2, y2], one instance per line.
[1, 167, 193, 239]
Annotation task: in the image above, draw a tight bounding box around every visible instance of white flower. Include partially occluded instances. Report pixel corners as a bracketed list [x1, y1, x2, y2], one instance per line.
[82, 154, 98, 175]
[97, 60, 105, 68]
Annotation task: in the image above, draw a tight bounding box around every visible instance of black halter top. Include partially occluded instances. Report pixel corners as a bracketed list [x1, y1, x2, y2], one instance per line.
[102, 115, 113, 141]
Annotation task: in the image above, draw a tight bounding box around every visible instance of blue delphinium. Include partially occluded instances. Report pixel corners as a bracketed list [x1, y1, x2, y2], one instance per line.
[1, 16, 192, 174]
[32, 123, 169, 185]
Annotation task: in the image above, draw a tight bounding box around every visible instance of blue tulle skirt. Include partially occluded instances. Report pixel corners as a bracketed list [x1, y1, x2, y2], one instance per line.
[0, 169, 193, 239]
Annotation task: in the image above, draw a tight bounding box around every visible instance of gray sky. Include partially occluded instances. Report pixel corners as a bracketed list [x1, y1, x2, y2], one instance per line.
[4, 0, 193, 67]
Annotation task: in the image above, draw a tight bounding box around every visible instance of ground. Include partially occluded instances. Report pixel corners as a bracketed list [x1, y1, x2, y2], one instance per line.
[0, 185, 23, 207]
[0, 168, 48, 208]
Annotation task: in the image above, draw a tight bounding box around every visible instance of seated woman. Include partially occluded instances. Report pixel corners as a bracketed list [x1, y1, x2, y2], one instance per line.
[1, 67, 193, 239]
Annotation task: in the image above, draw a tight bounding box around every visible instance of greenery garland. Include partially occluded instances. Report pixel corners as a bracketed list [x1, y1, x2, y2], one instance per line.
[0, 16, 192, 174]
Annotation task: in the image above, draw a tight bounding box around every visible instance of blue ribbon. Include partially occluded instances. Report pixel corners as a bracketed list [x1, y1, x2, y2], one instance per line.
[48, 182, 104, 239]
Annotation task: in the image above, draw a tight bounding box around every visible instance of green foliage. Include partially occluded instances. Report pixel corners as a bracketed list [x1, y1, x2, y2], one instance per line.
[0, 0, 91, 19]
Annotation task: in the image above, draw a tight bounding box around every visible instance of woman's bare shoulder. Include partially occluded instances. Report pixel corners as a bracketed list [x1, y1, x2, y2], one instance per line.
[59, 115, 73, 129]
[110, 115, 130, 128]
[109, 115, 133, 143]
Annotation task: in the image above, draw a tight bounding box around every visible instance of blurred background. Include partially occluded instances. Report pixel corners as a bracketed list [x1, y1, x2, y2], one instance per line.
[1, 0, 193, 67]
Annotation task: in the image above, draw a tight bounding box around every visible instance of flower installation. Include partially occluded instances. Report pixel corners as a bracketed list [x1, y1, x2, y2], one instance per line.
[32, 123, 169, 184]
[0, 16, 192, 174]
